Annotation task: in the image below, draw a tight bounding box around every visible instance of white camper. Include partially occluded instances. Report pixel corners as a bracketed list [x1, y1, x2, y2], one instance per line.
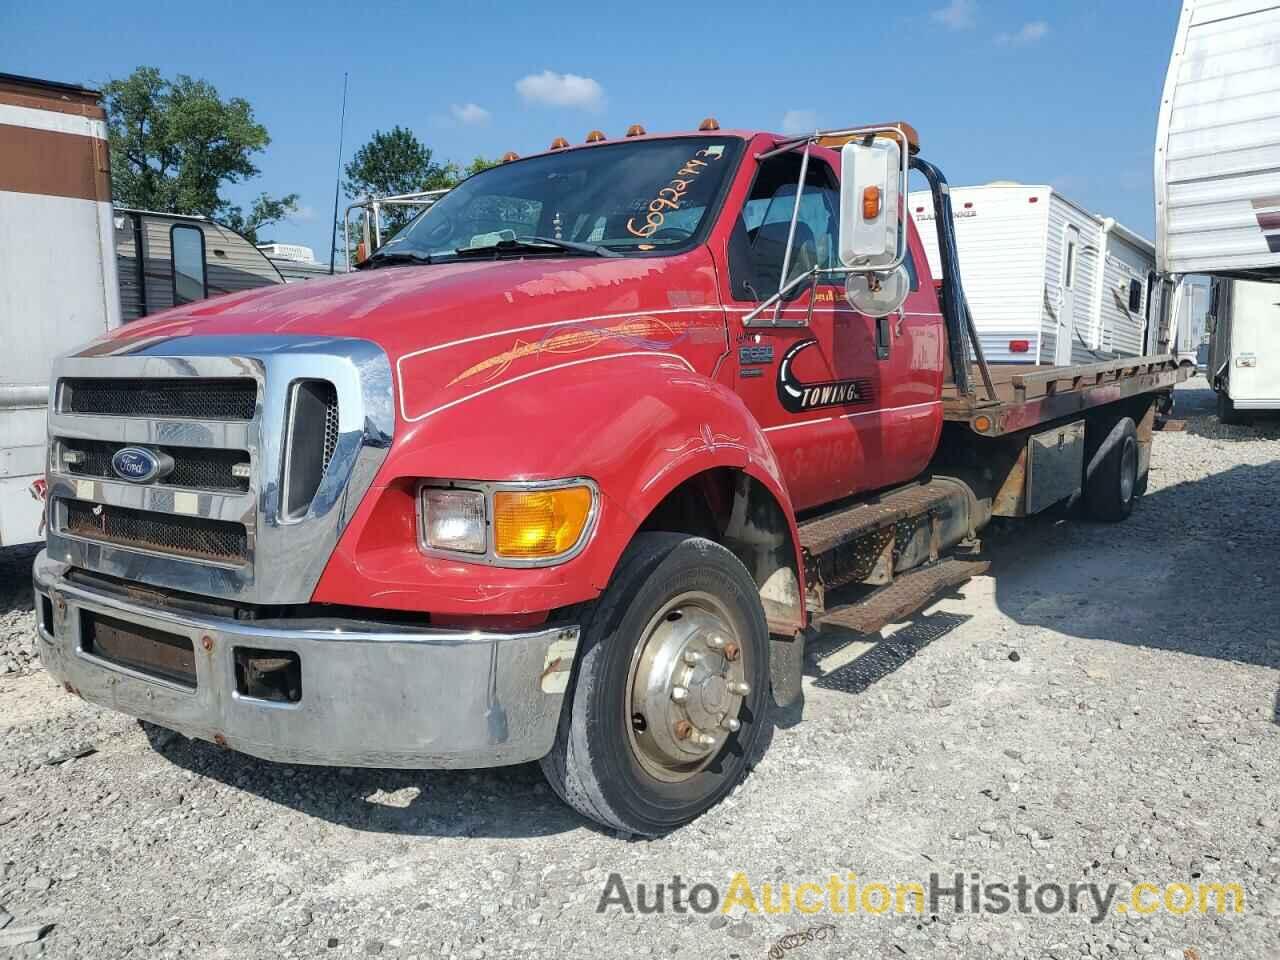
[1205, 276, 1280, 422]
[0, 73, 121, 546]
[910, 183, 1158, 365]
[1156, 0, 1280, 279]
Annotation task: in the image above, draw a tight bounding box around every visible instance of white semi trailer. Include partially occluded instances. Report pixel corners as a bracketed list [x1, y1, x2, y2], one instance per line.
[0, 73, 121, 546]
[1155, 0, 1280, 421]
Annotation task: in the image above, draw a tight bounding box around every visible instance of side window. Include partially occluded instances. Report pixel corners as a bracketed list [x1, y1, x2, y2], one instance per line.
[1064, 238, 1077, 289]
[729, 153, 840, 301]
[903, 245, 919, 292]
[1128, 278, 1143, 313]
[171, 225, 207, 305]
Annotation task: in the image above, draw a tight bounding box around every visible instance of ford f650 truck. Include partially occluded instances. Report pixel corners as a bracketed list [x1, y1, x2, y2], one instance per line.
[33, 121, 1186, 835]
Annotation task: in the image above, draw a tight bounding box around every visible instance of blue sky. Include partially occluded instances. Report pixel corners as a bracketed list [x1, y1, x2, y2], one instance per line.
[2, 0, 1180, 262]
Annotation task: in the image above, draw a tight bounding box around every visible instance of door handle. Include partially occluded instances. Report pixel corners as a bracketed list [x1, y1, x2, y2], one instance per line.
[875, 316, 891, 360]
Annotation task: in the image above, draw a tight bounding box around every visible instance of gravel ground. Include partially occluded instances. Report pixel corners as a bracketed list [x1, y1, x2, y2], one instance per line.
[0, 377, 1276, 959]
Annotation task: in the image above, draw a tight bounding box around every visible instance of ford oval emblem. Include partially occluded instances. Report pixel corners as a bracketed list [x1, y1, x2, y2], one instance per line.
[111, 447, 164, 483]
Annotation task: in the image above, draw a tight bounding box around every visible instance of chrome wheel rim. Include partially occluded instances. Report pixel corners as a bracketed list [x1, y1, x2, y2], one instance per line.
[1120, 437, 1137, 502]
[625, 591, 749, 783]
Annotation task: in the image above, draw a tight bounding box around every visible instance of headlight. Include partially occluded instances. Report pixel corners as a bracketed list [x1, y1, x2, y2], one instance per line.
[420, 487, 487, 554]
[416, 480, 597, 565]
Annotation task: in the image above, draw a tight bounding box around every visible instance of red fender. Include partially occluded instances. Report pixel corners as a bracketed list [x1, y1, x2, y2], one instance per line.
[313, 353, 806, 621]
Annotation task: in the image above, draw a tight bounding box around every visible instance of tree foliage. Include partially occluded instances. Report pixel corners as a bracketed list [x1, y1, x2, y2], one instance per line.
[222, 192, 300, 245]
[103, 66, 296, 241]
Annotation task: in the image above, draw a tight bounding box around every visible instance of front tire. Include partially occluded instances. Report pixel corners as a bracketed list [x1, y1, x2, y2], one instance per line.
[540, 533, 770, 835]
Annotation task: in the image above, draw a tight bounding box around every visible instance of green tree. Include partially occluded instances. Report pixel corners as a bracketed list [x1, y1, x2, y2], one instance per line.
[102, 66, 296, 235]
[343, 126, 455, 235]
[222, 192, 300, 244]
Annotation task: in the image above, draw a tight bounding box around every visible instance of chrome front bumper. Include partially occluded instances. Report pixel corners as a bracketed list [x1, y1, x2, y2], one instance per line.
[33, 551, 579, 769]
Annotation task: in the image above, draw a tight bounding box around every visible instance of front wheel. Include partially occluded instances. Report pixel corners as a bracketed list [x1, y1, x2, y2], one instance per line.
[540, 533, 770, 835]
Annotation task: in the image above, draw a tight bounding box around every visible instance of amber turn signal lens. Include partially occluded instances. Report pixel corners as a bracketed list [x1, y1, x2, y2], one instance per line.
[862, 185, 881, 220]
[493, 486, 593, 559]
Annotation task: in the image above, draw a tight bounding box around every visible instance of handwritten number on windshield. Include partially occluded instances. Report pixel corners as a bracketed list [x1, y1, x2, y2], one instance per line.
[626, 148, 722, 238]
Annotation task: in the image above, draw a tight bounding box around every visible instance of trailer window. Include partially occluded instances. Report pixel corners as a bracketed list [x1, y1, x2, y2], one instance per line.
[1064, 238, 1077, 288]
[1128, 278, 1142, 313]
[171, 225, 207, 305]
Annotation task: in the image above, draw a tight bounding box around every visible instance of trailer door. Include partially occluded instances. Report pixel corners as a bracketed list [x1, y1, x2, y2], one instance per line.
[1228, 279, 1280, 406]
[1055, 225, 1081, 364]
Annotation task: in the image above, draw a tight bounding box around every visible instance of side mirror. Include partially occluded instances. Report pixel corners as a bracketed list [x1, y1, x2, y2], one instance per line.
[838, 138, 903, 270]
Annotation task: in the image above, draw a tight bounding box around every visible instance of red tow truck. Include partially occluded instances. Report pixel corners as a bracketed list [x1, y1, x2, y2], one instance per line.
[34, 120, 1185, 835]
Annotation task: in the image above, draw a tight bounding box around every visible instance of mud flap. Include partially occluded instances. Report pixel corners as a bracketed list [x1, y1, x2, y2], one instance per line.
[769, 632, 805, 709]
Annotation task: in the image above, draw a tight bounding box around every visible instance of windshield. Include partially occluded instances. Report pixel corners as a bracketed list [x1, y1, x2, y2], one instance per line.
[372, 136, 743, 262]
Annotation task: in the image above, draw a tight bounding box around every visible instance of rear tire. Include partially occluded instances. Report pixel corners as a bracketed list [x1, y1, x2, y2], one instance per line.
[1217, 391, 1250, 426]
[1083, 416, 1139, 522]
[540, 533, 770, 835]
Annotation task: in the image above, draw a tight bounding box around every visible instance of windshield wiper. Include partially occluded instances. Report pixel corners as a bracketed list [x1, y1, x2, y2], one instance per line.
[452, 236, 619, 258]
[358, 250, 434, 270]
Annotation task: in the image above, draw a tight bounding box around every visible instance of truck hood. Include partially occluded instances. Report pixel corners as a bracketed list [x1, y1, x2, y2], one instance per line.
[97, 256, 710, 356]
[89, 252, 727, 424]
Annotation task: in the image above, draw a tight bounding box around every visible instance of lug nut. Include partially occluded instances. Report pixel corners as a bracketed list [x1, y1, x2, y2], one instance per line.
[200, 635, 214, 652]
[707, 635, 727, 649]
[696, 733, 717, 747]
[682, 650, 703, 666]
[721, 716, 741, 732]
[728, 681, 751, 697]
[723, 642, 740, 661]
[670, 686, 688, 703]
[674, 720, 693, 740]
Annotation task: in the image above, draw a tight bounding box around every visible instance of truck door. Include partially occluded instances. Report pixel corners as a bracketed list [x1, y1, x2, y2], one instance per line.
[720, 148, 896, 510]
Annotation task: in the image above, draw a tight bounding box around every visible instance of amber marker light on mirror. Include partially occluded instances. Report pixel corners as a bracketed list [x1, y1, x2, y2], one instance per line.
[862, 185, 882, 220]
[493, 486, 594, 560]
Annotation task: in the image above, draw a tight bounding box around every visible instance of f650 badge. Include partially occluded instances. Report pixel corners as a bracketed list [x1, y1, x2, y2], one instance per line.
[110, 447, 172, 484]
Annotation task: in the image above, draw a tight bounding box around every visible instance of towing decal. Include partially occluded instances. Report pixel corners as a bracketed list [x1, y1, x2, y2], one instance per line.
[776, 339, 874, 413]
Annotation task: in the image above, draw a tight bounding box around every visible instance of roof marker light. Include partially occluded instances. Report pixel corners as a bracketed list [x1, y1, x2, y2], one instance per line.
[550, 136, 569, 150]
[626, 123, 646, 137]
[698, 117, 720, 131]
[585, 130, 606, 143]
[501, 151, 519, 163]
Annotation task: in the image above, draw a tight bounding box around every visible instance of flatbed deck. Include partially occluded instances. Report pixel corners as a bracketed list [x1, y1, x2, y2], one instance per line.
[942, 354, 1188, 436]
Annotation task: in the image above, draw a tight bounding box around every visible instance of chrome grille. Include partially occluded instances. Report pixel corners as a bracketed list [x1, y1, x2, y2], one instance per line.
[60, 378, 256, 420]
[61, 439, 250, 493]
[61, 499, 248, 564]
[46, 337, 394, 605]
[322, 387, 340, 471]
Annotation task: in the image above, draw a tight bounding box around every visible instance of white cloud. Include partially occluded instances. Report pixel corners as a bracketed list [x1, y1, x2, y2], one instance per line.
[997, 20, 1049, 45]
[450, 102, 491, 126]
[781, 109, 819, 135]
[932, 0, 975, 30]
[515, 70, 605, 111]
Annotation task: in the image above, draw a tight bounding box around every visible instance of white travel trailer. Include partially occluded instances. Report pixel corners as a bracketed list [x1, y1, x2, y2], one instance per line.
[1155, 0, 1280, 279]
[1156, 0, 1280, 420]
[910, 183, 1158, 365]
[0, 73, 121, 546]
[1205, 277, 1280, 422]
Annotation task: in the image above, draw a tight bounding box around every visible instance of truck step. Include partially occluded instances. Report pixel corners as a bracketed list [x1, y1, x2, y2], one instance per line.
[815, 558, 989, 635]
[798, 480, 954, 557]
